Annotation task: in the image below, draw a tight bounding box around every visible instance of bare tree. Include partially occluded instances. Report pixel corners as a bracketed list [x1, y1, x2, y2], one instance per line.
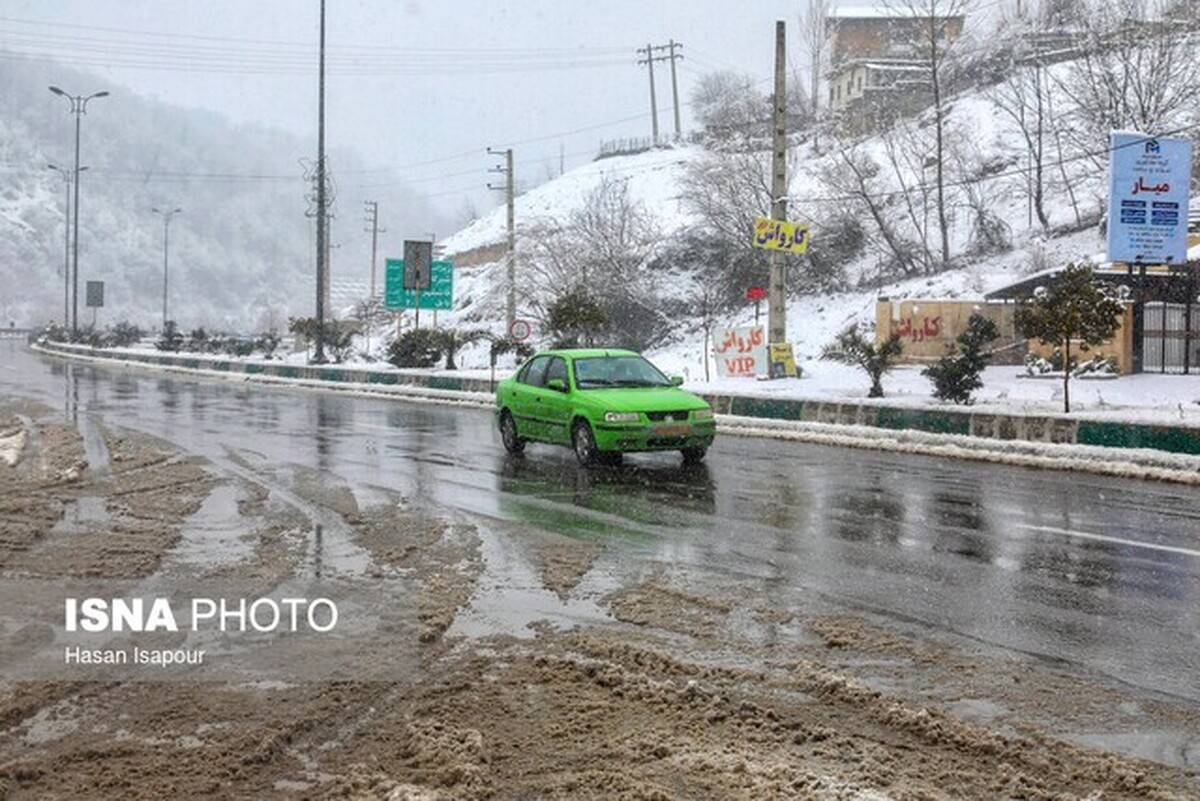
[522, 175, 669, 350]
[1054, 0, 1200, 160]
[798, 0, 836, 118]
[879, 121, 939, 272]
[676, 148, 776, 303]
[990, 57, 1054, 230]
[819, 147, 921, 278]
[887, 0, 971, 268]
[690, 71, 768, 142]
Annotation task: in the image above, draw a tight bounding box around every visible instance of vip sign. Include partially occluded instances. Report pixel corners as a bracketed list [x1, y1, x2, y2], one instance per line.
[713, 325, 767, 377]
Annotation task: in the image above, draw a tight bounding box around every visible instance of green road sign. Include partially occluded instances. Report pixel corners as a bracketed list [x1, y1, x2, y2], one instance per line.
[385, 259, 453, 310]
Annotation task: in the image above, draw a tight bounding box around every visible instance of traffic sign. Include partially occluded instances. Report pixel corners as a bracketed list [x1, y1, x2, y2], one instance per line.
[85, 281, 104, 308]
[385, 259, 453, 310]
[508, 318, 532, 341]
[403, 240, 433, 290]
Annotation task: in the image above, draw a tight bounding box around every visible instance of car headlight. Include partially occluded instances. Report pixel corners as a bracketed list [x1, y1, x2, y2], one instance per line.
[692, 408, 714, 420]
[604, 411, 640, 423]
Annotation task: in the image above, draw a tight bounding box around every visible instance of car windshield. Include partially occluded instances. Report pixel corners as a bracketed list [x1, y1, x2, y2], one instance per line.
[573, 356, 671, 389]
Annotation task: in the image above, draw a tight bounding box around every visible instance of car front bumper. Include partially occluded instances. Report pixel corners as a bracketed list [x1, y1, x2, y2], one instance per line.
[593, 420, 716, 453]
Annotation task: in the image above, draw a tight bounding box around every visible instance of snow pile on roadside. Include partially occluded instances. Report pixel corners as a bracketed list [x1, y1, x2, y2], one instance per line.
[720, 415, 1200, 485]
[0, 425, 28, 467]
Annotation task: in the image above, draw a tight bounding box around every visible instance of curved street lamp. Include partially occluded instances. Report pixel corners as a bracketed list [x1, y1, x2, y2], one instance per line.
[151, 207, 182, 330]
[49, 86, 109, 337]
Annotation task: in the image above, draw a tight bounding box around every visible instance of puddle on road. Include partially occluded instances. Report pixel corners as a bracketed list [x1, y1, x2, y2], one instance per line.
[166, 482, 256, 570]
[51, 496, 110, 534]
[1066, 729, 1200, 771]
[303, 521, 373, 579]
[76, 414, 110, 475]
[448, 524, 611, 640]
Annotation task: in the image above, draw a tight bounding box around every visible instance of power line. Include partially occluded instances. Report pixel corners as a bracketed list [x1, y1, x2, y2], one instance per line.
[0, 14, 635, 54]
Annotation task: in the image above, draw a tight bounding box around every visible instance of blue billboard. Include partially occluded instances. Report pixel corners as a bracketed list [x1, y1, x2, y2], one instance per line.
[1107, 133, 1193, 265]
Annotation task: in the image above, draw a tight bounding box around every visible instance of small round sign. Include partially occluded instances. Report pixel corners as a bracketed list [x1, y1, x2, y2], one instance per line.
[508, 318, 533, 342]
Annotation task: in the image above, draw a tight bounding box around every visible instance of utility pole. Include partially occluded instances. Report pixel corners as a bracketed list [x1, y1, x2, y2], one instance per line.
[488, 147, 516, 329]
[665, 40, 683, 139]
[364, 201, 384, 302]
[636, 44, 660, 141]
[323, 213, 334, 318]
[768, 20, 788, 346]
[152, 206, 182, 330]
[636, 42, 684, 142]
[313, 0, 328, 363]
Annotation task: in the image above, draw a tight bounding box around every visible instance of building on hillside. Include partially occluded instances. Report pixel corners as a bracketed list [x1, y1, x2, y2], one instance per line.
[826, 6, 965, 133]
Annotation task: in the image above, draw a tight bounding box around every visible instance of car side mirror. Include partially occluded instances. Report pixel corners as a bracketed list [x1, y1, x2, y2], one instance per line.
[546, 378, 567, 392]
[669, 375, 684, 386]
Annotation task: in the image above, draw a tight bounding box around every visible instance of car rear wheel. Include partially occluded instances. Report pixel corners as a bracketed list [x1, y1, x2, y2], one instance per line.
[681, 446, 706, 464]
[499, 410, 525, 454]
[572, 419, 599, 466]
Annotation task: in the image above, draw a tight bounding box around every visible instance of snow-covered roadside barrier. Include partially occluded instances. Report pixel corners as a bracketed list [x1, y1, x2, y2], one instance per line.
[717, 415, 1200, 485]
[30, 341, 1200, 484]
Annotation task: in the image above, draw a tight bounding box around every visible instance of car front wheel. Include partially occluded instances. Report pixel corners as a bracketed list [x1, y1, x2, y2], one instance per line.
[499, 410, 525, 454]
[572, 420, 599, 466]
[681, 446, 706, 464]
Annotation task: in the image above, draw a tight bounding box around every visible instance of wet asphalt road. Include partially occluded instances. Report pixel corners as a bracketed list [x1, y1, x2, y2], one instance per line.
[3, 341, 1199, 703]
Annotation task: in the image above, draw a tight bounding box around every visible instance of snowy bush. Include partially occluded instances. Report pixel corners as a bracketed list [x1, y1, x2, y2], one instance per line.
[1023, 352, 1056, 375]
[923, 314, 1000, 405]
[822, 324, 904, 398]
[1072, 355, 1118, 377]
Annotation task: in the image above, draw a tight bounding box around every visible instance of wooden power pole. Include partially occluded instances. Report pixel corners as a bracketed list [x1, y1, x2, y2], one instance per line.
[768, 20, 788, 346]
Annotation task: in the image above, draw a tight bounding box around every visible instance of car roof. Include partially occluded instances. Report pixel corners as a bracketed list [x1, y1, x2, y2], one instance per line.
[534, 348, 641, 359]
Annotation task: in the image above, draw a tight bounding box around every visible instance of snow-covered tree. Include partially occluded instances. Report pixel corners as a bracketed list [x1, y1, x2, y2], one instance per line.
[1056, 0, 1200, 162]
[690, 71, 768, 141]
[1014, 261, 1125, 413]
[524, 176, 668, 350]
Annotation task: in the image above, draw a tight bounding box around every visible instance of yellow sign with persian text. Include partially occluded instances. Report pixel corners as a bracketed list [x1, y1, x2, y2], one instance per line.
[752, 217, 809, 254]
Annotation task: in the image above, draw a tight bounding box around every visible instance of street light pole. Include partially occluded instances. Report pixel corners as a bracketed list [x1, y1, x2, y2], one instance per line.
[313, 0, 328, 364]
[49, 86, 109, 339]
[46, 164, 72, 327]
[152, 207, 182, 330]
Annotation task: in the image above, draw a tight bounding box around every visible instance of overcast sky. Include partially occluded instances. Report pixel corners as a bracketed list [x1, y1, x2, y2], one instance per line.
[3, 0, 822, 224]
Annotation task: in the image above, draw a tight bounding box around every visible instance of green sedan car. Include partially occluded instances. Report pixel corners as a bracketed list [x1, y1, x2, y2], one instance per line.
[495, 349, 716, 465]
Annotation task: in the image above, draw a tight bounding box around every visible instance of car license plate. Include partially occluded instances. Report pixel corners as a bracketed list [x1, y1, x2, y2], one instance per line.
[655, 424, 689, 437]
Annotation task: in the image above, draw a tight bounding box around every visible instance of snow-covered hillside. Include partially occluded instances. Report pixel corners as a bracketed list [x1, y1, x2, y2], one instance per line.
[436, 48, 1120, 371]
[0, 55, 445, 331]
